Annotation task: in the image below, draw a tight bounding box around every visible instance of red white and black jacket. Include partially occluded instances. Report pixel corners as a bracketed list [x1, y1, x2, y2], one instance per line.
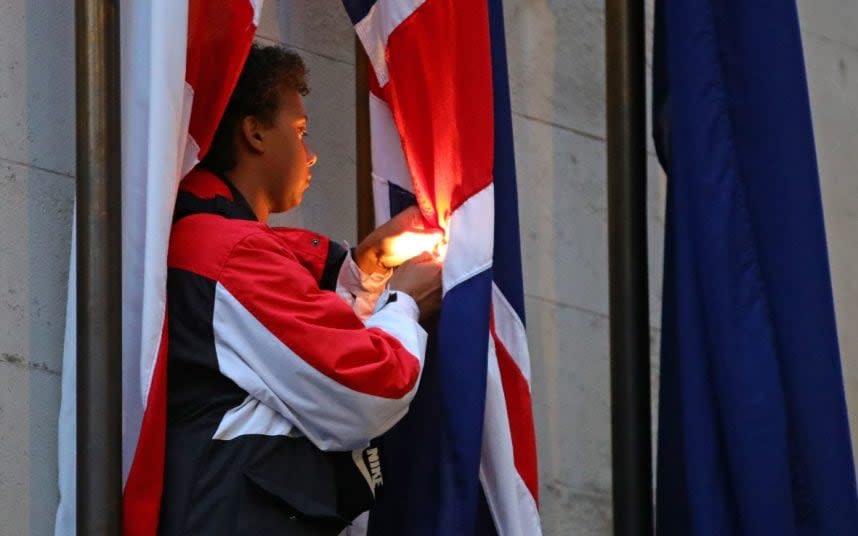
[158, 169, 426, 535]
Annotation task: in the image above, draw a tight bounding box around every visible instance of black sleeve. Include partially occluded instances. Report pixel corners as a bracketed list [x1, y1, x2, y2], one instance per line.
[319, 241, 349, 291]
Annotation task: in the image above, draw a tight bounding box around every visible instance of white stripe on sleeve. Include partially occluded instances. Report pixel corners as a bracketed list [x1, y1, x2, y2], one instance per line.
[212, 283, 422, 451]
[366, 290, 427, 362]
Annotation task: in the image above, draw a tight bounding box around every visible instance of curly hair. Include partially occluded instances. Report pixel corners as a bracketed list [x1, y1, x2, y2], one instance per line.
[200, 43, 309, 173]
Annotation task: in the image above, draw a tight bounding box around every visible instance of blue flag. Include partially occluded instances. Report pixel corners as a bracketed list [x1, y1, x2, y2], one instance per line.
[653, 0, 858, 534]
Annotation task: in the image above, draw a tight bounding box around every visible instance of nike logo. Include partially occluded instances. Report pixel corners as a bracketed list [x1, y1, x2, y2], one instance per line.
[366, 447, 384, 488]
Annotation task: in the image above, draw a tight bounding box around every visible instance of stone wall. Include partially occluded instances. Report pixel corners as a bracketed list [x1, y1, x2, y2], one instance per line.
[0, 0, 74, 534]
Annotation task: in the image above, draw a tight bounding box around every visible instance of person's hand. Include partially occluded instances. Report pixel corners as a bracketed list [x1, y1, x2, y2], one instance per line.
[354, 207, 444, 274]
[388, 252, 442, 320]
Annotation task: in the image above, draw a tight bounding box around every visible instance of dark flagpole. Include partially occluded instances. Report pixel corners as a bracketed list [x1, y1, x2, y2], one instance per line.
[76, 0, 122, 533]
[606, 0, 652, 534]
[355, 37, 374, 242]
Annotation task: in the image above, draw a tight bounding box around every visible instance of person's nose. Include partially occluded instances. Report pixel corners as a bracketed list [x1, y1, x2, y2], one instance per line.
[305, 142, 318, 168]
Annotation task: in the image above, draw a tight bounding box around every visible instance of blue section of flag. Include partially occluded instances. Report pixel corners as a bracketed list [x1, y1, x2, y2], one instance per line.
[488, 0, 526, 323]
[654, 0, 858, 534]
[367, 269, 493, 534]
[341, 0, 376, 26]
[435, 270, 493, 530]
[388, 182, 417, 216]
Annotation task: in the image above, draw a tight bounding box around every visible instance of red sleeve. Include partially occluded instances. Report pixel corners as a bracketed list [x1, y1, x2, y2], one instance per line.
[269, 228, 348, 291]
[211, 230, 427, 450]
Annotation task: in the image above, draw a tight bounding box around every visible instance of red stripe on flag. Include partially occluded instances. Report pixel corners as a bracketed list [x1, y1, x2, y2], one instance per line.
[122, 314, 169, 536]
[492, 327, 540, 504]
[382, 0, 494, 229]
[186, 0, 257, 160]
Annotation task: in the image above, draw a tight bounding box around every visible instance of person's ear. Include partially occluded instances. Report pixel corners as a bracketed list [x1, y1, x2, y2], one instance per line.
[240, 116, 265, 153]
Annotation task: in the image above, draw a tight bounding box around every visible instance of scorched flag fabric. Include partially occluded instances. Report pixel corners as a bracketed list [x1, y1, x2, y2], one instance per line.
[343, 0, 541, 534]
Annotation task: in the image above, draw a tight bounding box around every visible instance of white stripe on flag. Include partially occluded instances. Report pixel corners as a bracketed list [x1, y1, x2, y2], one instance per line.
[443, 184, 494, 294]
[371, 173, 394, 227]
[354, 0, 427, 86]
[492, 283, 532, 384]
[481, 335, 542, 536]
[55, 205, 76, 536]
[249, 0, 263, 26]
[119, 0, 190, 484]
[180, 82, 200, 178]
[369, 93, 412, 191]
[369, 91, 412, 226]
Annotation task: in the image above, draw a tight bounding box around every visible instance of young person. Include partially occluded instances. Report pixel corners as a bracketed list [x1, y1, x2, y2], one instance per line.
[158, 44, 441, 535]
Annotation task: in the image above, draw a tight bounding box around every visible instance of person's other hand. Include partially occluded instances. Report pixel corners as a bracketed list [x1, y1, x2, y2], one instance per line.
[388, 252, 442, 320]
[354, 206, 443, 273]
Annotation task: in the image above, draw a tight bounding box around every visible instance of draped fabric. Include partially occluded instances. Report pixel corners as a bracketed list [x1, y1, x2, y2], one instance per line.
[56, 3, 262, 534]
[653, 0, 858, 533]
[343, 1, 541, 533]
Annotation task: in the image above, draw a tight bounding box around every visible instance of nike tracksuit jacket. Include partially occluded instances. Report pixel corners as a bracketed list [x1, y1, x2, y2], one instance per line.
[158, 169, 427, 535]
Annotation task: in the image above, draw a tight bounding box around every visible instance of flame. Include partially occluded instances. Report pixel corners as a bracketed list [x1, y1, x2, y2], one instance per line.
[386, 230, 447, 265]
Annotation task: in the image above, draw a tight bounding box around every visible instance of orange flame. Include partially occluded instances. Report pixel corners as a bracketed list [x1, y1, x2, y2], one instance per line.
[386, 230, 447, 265]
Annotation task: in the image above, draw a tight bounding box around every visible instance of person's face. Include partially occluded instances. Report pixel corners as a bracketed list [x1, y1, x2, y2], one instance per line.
[261, 88, 317, 213]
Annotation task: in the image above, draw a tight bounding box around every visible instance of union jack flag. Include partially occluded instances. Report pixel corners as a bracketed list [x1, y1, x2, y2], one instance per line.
[343, 0, 541, 533]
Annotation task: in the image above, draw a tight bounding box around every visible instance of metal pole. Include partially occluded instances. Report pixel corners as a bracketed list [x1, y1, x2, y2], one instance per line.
[355, 37, 375, 242]
[76, 0, 122, 533]
[606, 0, 652, 534]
